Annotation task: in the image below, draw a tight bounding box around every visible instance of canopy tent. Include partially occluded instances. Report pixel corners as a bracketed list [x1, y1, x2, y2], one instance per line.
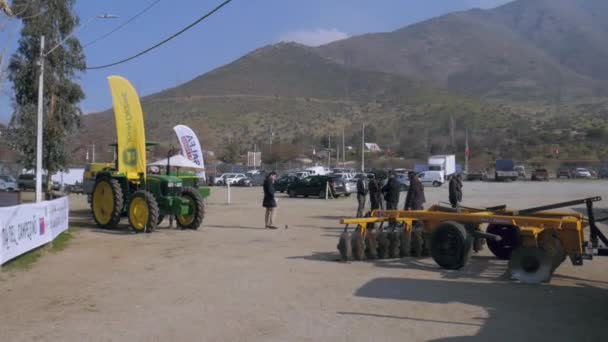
[148, 155, 205, 169]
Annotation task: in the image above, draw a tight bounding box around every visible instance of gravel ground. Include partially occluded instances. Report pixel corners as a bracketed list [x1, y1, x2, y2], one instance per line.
[1, 180, 607, 341]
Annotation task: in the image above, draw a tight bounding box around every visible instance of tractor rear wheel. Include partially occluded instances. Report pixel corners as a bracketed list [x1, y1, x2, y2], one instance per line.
[176, 187, 205, 230]
[128, 190, 159, 233]
[430, 221, 473, 270]
[91, 177, 123, 229]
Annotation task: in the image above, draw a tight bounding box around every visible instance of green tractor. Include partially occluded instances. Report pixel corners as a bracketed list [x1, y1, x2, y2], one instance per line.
[90, 143, 206, 233]
[89, 75, 207, 233]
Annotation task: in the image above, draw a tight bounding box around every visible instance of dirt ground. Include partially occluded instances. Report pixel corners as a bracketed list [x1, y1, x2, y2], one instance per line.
[1, 180, 608, 341]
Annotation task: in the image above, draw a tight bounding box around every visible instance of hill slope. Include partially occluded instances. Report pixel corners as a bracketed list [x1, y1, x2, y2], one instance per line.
[318, 0, 606, 101]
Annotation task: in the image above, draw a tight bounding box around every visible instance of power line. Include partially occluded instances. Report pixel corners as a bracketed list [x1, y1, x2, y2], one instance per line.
[86, 0, 233, 70]
[83, 0, 162, 48]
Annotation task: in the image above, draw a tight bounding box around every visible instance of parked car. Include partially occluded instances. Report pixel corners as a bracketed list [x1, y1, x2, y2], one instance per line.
[17, 174, 60, 191]
[287, 175, 347, 198]
[233, 177, 254, 187]
[417, 171, 444, 187]
[465, 171, 487, 181]
[572, 167, 592, 179]
[556, 167, 572, 179]
[531, 168, 549, 181]
[295, 171, 312, 178]
[225, 173, 248, 185]
[214, 173, 235, 185]
[0, 175, 18, 192]
[275, 175, 297, 193]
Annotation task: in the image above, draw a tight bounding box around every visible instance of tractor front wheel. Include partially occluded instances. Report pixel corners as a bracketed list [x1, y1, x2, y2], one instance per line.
[176, 187, 205, 230]
[91, 177, 123, 229]
[128, 190, 159, 233]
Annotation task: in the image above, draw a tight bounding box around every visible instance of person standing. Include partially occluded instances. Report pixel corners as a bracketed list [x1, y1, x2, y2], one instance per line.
[356, 175, 369, 217]
[368, 176, 382, 211]
[405, 172, 427, 257]
[263, 172, 278, 229]
[405, 172, 425, 210]
[448, 175, 461, 209]
[382, 173, 401, 210]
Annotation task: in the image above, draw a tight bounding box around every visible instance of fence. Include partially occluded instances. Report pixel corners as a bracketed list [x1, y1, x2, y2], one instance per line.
[0, 196, 69, 265]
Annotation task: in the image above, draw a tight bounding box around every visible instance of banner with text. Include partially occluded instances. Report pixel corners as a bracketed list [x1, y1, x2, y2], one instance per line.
[174, 124, 206, 180]
[0, 197, 70, 264]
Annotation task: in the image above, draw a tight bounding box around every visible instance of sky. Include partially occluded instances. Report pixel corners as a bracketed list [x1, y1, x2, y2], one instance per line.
[0, 0, 513, 123]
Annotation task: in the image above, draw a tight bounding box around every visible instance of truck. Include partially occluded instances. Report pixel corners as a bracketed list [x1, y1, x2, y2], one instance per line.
[495, 159, 519, 181]
[427, 155, 456, 182]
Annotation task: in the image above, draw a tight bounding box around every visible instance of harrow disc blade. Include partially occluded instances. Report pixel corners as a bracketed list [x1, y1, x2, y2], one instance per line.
[509, 247, 553, 284]
[337, 231, 351, 262]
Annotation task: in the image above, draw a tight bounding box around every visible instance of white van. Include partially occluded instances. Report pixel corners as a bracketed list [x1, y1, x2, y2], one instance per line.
[417, 171, 444, 187]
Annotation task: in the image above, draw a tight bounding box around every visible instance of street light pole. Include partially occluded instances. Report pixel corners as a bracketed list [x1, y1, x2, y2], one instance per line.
[35, 36, 45, 202]
[35, 14, 118, 202]
[361, 123, 365, 172]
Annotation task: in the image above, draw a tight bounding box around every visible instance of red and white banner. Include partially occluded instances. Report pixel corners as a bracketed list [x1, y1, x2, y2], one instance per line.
[0, 197, 69, 264]
[173, 125, 206, 180]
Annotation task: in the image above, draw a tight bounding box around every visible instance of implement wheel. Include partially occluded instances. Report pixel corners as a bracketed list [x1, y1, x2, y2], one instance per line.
[91, 177, 123, 229]
[376, 231, 389, 259]
[486, 224, 521, 260]
[128, 190, 159, 233]
[399, 229, 411, 257]
[351, 229, 364, 261]
[430, 221, 473, 270]
[337, 231, 351, 261]
[365, 229, 378, 260]
[176, 187, 205, 230]
[387, 231, 400, 259]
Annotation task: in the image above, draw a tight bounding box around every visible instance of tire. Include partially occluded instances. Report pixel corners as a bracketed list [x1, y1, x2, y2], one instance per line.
[399, 229, 411, 257]
[337, 232, 351, 261]
[486, 224, 521, 260]
[376, 231, 389, 259]
[351, 229, 364, 261]
[128, 190, 159, 233]
[411, 225, 424, 257]
[91, 177, 123, 229]
[364, 230, 378, 260]
[288, 189, 297, 198]
[387, 231, 400, 258]
[176, 187, 205, 230]
[432, 181, 441, 187]
[430, 221, 473, 270]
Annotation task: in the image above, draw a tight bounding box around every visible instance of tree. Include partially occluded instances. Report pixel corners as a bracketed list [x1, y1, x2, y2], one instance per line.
[7, 0, 85, 194]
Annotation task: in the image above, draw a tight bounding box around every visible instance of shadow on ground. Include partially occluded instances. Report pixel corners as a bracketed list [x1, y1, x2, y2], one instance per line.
[351, 277, 608, 341]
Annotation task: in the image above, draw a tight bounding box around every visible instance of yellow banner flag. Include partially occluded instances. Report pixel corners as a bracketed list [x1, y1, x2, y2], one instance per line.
[107, 76, 147, 180]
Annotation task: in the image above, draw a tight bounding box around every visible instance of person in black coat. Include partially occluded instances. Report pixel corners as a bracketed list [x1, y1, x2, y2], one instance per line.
[449, 175, 462, 208]
[368, 177, 382, 211]
[405, 172, 425, 210]
[263, 172, 278, 229]
[382, 174, 401, 210]
[356, 177, 369, 217]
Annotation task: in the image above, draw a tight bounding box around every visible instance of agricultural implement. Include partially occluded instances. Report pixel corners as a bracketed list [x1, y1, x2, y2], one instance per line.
[338, 197, 608, 283]
[86, 76, 207, 233]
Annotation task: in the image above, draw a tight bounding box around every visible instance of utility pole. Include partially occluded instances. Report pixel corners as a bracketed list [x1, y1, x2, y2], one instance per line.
[465, 128, 470, 174]
[361, 123, 365, 172]
[35, 36, 45, 202]
[327, 135, 331, 169]
[342, 128, 345, 166]
[450, 114, 455, 151]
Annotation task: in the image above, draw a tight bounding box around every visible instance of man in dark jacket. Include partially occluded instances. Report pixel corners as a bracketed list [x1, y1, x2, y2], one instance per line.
[405, 172, 425, 210]
[382, 174, 401, 210]
[263, 172, 278, 229]
[356, 176, 369, 217]
[405, 172, 427, 256]
[449, 175, 461, 208]
[368, 176, 382, 211]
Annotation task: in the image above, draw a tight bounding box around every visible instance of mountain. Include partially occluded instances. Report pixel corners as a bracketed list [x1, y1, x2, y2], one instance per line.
[74, 0, 608, 165]
[318, 0, 607, 101]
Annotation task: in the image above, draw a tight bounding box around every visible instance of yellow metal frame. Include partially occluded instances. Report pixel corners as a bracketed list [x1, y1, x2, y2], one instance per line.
[340, 205, 586, 258]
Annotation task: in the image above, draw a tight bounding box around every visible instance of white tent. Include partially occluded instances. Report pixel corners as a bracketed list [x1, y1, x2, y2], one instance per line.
[148, 155, 205, 169]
